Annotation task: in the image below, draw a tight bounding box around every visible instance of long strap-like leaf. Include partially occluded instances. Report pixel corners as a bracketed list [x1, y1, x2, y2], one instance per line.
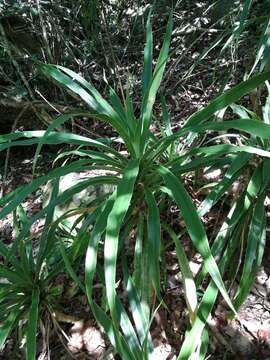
[139, 11, 173, 155]
[178, 200, 242, 359]
[157, 165, 236, 314]
[145, 117, 270, 163]
[145, 189, 161, 298]
[105, 159, 139, 324]
[85, 194, 140, 359]
[26, 288, 39, 360]
[185, 71, 270, 127]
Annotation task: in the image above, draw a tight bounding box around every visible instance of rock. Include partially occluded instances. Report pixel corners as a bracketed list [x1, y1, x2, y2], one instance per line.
[83, 324, 106, 358]
[67, 320, 106, 358]
[265, 277, 270, 294]
[43, 171, 115, 230]
[256, 268, 268, 285]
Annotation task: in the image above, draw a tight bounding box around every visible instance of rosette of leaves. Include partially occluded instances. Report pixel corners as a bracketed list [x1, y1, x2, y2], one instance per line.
[0, 200, 65, 360]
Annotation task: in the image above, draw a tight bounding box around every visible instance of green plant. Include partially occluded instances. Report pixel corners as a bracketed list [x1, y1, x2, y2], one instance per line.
[0, 201, 64, 359]
[175, 92, 270, 358]
[2, 10, 270, 360]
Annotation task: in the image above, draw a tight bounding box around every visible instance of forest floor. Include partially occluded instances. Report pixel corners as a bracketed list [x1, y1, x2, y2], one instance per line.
[1, 140, 270, 360]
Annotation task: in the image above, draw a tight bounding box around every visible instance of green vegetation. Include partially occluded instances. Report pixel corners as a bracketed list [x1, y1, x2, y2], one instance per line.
[1, 1, 270, 359]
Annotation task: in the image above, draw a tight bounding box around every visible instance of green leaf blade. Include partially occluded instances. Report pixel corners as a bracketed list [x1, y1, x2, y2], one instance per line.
[104, 160, 139, 323]
[26, 288, 39, 360]
[158, 166, 236, 314]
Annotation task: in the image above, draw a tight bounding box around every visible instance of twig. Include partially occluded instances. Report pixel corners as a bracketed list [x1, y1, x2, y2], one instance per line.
[0, 23, 34, 98]
[0, 98, 78, 113]
[36, 0, 54, 62]
[162, 13, 231, 92]
[35, 89, 61, 114]
[0, 22, 52, 126]
[1, 105, 29, 198]
[99, 4, 125, 103]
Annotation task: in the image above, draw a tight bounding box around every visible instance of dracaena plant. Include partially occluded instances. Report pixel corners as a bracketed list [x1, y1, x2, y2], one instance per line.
[198, 88, 270, 306]
[2, 11, 270, 360]
[0, 199, 66, 360]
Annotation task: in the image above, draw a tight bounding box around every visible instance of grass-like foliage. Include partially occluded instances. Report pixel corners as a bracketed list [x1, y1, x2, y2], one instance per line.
[1, 10, 270, 359]
[0, 203, 65, 360]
